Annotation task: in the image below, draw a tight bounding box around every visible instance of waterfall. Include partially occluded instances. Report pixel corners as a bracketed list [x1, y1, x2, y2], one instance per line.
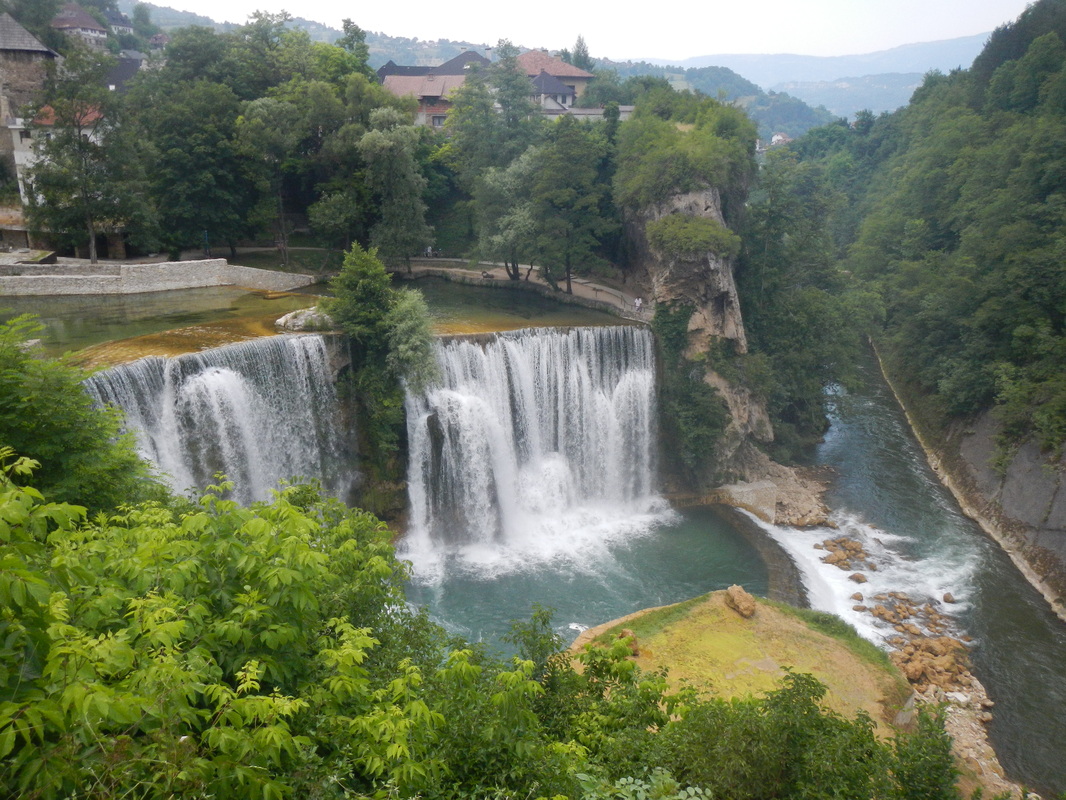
[84, 334, 355, 504]
[403, 325, 671, 577]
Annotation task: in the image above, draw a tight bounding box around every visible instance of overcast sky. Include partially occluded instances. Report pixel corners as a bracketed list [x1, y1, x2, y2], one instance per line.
[155, 0, 1034, 61]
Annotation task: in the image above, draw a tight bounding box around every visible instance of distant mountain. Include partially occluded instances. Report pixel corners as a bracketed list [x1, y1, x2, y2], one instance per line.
[653, 34, 989, 89]
[596, 59, 834, 139]
[117, 1, 491, 65]
[771, 73, 925, 118]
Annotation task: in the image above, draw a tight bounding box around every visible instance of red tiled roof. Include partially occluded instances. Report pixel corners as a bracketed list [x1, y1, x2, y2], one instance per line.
[516, 51, 593, 80]
[34, 104, 102, 126]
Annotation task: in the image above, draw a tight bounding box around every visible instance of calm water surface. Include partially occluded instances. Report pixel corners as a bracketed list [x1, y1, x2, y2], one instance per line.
[404, 506, 768, 650]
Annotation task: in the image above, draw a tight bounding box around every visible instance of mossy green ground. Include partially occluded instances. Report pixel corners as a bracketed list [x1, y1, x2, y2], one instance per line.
[574, 591, 911, 733]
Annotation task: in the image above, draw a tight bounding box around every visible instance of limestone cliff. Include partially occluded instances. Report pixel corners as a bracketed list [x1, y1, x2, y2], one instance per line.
[628, 188, 749, 355]
[628, 187, 826, 525]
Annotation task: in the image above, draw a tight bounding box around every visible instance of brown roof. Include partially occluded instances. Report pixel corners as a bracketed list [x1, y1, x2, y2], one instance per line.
[0, 12, 55, 53]
[382, 73, 468, 100]
[51, 3, 107, 33]
[516, 51, 593, 80]
[34, 104, 103, 126]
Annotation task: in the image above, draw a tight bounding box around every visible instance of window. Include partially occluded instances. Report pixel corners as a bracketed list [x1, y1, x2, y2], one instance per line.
[19, 129, 31, 141]
[431, 115, 446, 128]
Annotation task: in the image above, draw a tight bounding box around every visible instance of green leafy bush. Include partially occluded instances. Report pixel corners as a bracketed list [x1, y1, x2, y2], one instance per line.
[0, 316, 159, 512]
[646, 214, 741, 260]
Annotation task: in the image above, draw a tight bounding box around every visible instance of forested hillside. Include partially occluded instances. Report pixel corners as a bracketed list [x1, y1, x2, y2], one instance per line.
[787, 0, 1066, 460]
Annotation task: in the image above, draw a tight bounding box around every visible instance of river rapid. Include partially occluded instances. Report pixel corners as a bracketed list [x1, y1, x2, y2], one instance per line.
[755, 350, 1066, 796]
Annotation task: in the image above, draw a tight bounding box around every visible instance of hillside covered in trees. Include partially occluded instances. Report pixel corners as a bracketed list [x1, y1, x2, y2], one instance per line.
[787, 0, 1066, 461]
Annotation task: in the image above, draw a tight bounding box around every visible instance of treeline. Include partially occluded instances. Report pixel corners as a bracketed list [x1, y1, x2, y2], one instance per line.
[787, 0, 1066, 459]
[22, 12, 432, 264]
[589, 59, 836, 139]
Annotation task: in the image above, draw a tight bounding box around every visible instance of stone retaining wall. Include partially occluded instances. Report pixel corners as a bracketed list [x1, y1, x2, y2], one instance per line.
[0, 259, 316, 295]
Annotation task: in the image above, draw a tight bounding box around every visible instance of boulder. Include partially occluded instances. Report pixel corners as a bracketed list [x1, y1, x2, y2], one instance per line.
[276, 307, 334, 331]
[725, 584, 757, 618]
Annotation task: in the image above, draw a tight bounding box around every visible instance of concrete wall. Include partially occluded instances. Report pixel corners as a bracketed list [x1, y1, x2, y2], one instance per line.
[0, 259, 317, 295]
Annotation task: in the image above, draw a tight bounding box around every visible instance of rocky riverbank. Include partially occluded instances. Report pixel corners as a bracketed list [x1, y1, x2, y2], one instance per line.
[874, 347, 1066, 626]
[575, 580, 1028, 798]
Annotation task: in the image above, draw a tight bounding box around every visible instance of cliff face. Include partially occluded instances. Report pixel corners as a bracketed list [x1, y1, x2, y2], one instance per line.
[629, 187, 770, 459]
[945, 412, 1066, 616]
[630, 187, 827, 525]
[629, 188, 749, 355]
[878, 358, 1066, 622]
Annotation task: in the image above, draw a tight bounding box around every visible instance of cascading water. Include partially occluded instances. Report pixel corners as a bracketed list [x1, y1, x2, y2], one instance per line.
[84, 334, 355, 505]
[402, 326, 673, 579]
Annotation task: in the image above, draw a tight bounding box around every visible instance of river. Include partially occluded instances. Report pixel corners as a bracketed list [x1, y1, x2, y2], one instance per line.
[754, 350, 1066, 796]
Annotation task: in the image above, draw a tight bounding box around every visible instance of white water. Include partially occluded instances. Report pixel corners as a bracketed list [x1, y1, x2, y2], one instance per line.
[84, 334, 355, 504]
[401, 326, 673, 581]
[747, 509, 979, 644]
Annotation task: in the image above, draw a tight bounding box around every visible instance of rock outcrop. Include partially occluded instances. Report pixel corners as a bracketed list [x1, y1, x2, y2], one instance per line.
[276, 307, 334, 332]
[628, 188, 748, 355]
[629, 187, 827, 524]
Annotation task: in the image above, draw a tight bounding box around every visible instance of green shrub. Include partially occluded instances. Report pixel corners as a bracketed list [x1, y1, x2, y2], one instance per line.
[647, 214, 742, 261]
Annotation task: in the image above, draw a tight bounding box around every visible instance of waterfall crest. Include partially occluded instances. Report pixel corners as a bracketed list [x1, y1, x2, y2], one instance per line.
[84, 334, 354, 504]
[403, 326, 670, 576]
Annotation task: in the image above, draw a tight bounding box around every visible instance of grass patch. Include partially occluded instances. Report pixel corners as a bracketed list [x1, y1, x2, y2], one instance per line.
[579, 592, 912, 727]
[766, 601, 896, 671]
[592, 595, 707, 646]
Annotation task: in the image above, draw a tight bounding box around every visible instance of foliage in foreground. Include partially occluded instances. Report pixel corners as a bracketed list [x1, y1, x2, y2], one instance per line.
[0, 316, 159, 513]
[0, 459, 963, 799]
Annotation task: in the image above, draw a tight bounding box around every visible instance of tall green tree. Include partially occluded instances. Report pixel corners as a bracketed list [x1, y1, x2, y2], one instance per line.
[491, 40, 540, 160]
[26, 50, 155, 262]
[357, 107, 432, 269]
[571, 35, 593, 71]
[531, 116, 615, 293]
[131, 78, 267, 258]
[475, 146, 541, 280]
[738, 149, 873, 456]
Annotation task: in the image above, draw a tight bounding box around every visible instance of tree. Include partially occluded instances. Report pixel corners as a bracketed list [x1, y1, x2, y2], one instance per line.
[571, 35, 593, 71]
[131, 78, 267, 258]
[442, 66, 501, 191]
[357, 107, 432, 269]
[475, 146, 541, 280]
[326, 242, 395, 355]
[337, 18, 375, 78]
[737, 149, 869, 456]
[531, 116, 615, 292]
[491, 40, 540, 161]
[26, 49, 154, 262]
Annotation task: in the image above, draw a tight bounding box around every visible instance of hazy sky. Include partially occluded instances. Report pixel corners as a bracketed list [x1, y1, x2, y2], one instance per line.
[156, 0, 1034, 61]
